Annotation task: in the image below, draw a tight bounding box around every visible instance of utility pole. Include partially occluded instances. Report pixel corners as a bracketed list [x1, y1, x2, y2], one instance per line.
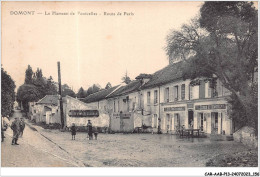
[57, 62, 64, 129]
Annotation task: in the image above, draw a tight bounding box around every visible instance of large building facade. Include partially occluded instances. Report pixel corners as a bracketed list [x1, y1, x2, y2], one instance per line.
[84, 61, 233, 135]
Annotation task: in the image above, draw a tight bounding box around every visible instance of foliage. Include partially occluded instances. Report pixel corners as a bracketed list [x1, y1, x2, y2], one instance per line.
[105, 82, 112, 89]
[1, 67, 16, 116]
[121, 71, 131, 84]
[45, 76, 58, 95]
[25, 65, 33, 84]
[17, 66, 58, 112]
[77, 87, 86, 98]
[17, 84, 41, 112]
[165, 2, 258, 133]
[62, 88, 76, 98]
[86, 84, 101, 96]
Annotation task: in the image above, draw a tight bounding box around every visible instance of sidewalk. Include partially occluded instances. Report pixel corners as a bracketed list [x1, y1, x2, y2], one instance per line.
[1, 131, 75, 167]
[2, 110, 86, 167]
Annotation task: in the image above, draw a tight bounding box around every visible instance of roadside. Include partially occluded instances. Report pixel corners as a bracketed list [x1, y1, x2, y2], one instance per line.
[1, 110, 86, 167]
[24, 116, 256, 167]
[1, 132, 75, 167]
[206, 150, 258, 167]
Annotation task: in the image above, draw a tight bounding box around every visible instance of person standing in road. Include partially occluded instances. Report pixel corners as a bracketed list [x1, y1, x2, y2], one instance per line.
[87, 120, 93, 140]
[11, 117, 20, 145]
[19, 118, 25, 137]
[1, 116, 8, 142]
[71, 123, 77, 140]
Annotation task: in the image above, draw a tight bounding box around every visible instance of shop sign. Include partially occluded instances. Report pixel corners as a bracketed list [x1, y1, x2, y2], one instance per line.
[113, 113, 131, 119]
[164, 106, 185, 112]
[195, 104, 226, 110]
[69, 110, 99, 117]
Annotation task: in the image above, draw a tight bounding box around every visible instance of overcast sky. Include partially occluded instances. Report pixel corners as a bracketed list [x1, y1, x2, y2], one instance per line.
[2, 1, 203, 92]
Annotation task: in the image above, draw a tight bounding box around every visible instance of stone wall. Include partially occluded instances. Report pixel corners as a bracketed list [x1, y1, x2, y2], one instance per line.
[233, 126, 258, 149]
[64, 96, 109, 128]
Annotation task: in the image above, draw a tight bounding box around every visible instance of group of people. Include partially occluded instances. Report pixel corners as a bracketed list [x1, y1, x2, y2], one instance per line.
[1, 116, 25, 145]
[70, 120, 98, 140]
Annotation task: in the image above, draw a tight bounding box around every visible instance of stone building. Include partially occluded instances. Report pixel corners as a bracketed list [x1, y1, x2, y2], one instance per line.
[63, 95, 109, 129]
[141, 61, 232, 135]
[83, 61, 233, 135]
[29, 95, 110, 129]
[30, 95, 60, 124]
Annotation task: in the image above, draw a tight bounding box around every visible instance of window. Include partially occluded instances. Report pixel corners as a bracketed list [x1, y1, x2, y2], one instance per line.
[118, 100, 120, 112]
[165, 87, 169, 102]
[147, 91, 151, 104]
[199, 81, 205, 99]
[114, 100, 116, 112]
[189, 85, 193, 100]
[154, 90, 158, 104]
[174, 86, 179, 101]
[181, 84, 185, 100]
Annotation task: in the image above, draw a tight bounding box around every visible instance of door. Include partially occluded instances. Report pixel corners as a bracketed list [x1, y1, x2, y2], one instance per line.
[220, 113, 223, 134]
[46, 111, 51, 125]
[188, 110, 194, 128]
[166, 114, 170, 133]
[120, 112, 124, 132]
[211, 112, 218, 134]
[198, 113, 203, 131]
[153, 114, 158, 128]
[174, 114, 180, 130]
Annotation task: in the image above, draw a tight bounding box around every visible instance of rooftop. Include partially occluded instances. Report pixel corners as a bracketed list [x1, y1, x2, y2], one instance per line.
[141, 61, 185, 89]
[107, 80, 142, 98]
[84, 85, 120, 103]
[37, 95, 59, 105]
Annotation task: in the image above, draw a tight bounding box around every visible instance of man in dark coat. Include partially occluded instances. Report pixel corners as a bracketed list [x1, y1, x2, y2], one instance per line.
[87, 120, 93, 140]
[19, 118, 25, 137]
[11, 117, 20, 145]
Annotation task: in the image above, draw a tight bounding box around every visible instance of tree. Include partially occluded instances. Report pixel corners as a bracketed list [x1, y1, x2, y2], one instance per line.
[17, 84, 41, 112]
[165, 2, 258, 133]
[61, 88, 76, 98]
[45, 76, 58, 95]
[1, 67, 16, 116]
[85, 84, 101, 96]
[86, 87, 93, 96]
[105, 82, 112, 89]
[121, 71, 131, 84]
[25, 65, 33, 84]
[17, 66, 58, 112]
[77, 87, 86, 98]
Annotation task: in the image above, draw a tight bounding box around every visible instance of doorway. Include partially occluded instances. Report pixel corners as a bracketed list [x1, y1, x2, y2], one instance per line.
[166, 114, 171, 133]
[188, 110, 194, 128]
[211, 112, 218, 134]
[174, 113, 181, 130]
[198, 113, 203, 131]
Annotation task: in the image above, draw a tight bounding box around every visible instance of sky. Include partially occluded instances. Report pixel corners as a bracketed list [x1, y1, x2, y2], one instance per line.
[2, 1, 204, 92]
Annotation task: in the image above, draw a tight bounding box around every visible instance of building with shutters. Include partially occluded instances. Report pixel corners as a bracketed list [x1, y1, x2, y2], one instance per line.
[140, 61, 232, 135]
[83, 61, 233, 135]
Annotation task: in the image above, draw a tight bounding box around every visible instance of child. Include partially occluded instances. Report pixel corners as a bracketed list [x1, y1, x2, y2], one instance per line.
[71, 123, 76, 140]
[93, 127, 98, 140]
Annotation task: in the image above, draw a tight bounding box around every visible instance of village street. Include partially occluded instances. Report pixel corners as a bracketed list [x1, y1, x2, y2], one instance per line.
[2, 110, 255, 167]
[1, 110, 84, 167]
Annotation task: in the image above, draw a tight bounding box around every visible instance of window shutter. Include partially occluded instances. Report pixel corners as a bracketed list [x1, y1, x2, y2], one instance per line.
[181, 84, 185, 100]
[199, 80, 205, 99]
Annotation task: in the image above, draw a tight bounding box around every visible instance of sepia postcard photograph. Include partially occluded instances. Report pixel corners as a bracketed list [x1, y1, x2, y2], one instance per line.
[1, 1, 259, 176]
